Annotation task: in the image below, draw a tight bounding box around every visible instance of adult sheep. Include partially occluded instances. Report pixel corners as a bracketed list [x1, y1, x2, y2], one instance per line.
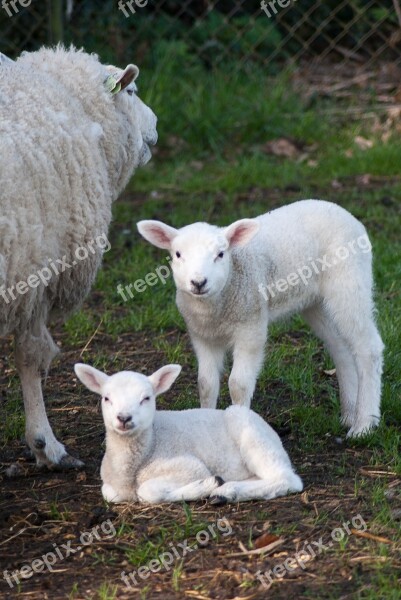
[0, 46, 157, 469]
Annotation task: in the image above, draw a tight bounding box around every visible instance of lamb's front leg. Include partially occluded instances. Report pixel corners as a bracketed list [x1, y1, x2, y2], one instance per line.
[138, 476, 223, 503]
[137, 457, 221, 503]
[229, 325, 267, 407]
[191, 335, 225, 409]
[15, 326, 83, 469]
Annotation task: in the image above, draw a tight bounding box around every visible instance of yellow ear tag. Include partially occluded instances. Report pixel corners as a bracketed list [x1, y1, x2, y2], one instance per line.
[104, 75, 122, 95]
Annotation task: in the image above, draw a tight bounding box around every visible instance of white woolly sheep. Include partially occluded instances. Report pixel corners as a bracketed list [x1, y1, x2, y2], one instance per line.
[74, 362, 303, 503]
[137, 200, 384, 438]
[0, 46, 157, 469]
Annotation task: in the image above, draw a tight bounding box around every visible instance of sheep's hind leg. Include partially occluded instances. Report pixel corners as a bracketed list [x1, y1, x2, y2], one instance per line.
[15, 326, 84, 469]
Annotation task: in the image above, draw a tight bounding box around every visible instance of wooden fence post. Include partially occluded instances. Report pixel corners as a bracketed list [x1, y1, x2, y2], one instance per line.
[48, 0, 64, 44]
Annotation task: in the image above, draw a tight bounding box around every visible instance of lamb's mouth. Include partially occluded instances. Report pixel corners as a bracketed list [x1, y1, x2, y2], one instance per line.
[115, 424, 135, 434]
[190, 289, 210, 297]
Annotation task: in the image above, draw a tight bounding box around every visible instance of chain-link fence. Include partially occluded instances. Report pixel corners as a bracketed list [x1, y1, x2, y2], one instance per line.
[1, 1, 401, 106]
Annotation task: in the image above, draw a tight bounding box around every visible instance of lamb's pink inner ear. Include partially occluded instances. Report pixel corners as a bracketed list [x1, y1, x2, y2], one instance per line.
[75, 364, 107, 395]
[116, 64, 139, 91]
[137, 221, 178, 250]
[226, 220, 259, 248]
[148, 365, 181, 395]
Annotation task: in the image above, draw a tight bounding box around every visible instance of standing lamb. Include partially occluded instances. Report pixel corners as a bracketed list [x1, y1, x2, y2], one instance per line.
[137, 200, 384, 438]
[74, 362, 303, 503]
[0, 46, 157, 469]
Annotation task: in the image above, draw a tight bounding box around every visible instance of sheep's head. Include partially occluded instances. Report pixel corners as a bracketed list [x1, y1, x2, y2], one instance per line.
[105, 64, 158, 167]
[137, 219, 260, 298]
[74, 363, 181, 436]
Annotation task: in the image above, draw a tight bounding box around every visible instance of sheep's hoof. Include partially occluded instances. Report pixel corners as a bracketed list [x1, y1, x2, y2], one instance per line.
[214, 476, 225, 487]
[209, 495, 228, 506]
[53, 453, 85, 470]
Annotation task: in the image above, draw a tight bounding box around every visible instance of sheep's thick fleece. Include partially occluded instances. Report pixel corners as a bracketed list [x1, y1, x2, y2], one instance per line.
[0, 46, 157, 468]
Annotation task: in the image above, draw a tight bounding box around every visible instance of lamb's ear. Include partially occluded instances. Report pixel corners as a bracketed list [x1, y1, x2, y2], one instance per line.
[224, 219, 259, 248]
[137, 220, 178, 250]
[74, 363, 109, 395]
[115, 64, 139, 91]
[148, 365, 182, 396]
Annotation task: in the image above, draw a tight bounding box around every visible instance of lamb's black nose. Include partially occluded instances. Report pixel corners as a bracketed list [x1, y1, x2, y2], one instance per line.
[191, 278, 207, 291]
[117, 414, 132, 425]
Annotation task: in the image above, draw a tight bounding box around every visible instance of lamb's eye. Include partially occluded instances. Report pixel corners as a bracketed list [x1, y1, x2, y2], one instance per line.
[218, 251, 224, 259]
[140, 396, 150, 405]
[104, 397, 110, 402]
[127, 89, 134, 96]
[175, 251, 181, 258]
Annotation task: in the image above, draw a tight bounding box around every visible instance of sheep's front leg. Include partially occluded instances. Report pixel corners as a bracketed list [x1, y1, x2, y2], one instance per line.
[15, 326, 83, 469]
[191, 335, 225, 409]
[229, 325, 267, 407]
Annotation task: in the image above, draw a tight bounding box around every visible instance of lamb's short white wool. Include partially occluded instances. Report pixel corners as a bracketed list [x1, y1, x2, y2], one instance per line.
[137, 200, 384, 438]
[74, 362, 302, 504]
[0, 46, 157, 468]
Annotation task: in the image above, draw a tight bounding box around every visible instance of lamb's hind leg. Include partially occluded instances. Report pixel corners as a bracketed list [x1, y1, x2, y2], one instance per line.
[15, 325, 83, 469]
[302, 305, 359, 428]
[311, 274, 383, 436]
[211, 408, 302, 503]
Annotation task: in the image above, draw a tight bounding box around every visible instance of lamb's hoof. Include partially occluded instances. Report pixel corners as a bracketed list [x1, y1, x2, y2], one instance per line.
[49, 453, 85, 471]
[346, 417, 379, 439]
[215, 476, 225, 487]
[209, 495, 228, 506]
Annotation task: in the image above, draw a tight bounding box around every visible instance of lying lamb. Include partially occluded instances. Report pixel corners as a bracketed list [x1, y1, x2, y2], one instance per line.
[0, 46, 157, 469]
[137, 200, 384, 438]
[74, 362, 303, 503]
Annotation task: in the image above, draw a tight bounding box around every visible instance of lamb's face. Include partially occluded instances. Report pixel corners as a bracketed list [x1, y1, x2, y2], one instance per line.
[170, 225, 231, 298]
[101, 372, 156, 436]
[137, 218, 260, 300]
[74, 363, 181, 437]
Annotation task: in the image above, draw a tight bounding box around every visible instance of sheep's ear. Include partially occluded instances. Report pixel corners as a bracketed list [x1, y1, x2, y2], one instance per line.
[0, 53, 14, 67]
[115, 64, 139, 91]
[104, 64, 139, 95]
[74, 363, 109, 395]
[137, 220, 178, 250]
[224, 219, 259, 248]
[148, 364, 182, 396]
